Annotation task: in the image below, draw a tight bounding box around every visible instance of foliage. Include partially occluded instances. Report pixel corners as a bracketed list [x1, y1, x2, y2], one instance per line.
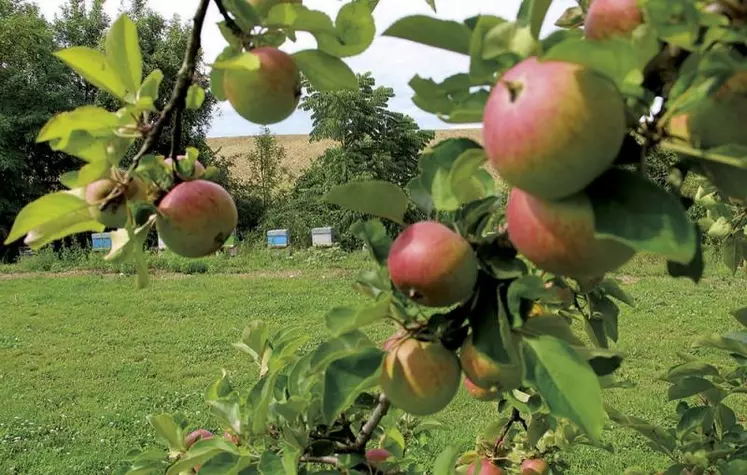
[236, 126, 291, 207]
[2, 0, 747, 474]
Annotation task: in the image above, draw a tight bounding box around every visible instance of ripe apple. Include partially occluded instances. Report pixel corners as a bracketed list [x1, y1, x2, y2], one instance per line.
[164, 155, 205, 181]
[668, 71, 747, 149]
[380, 338, 461, 416]
[459, 334, 522, 391]
[223, 47, 301, 125]
[387, 221, 478, 307]
[521, 458, 550, 475]
[506, 187, 636, 278]
[184, 429, 214, 449]
[584, 0, 643, 40]
[156, 180, 238, 258]
[247, 0, 302, 16]
[365, 448, 392, 465]
[482, 57, 625, 201]
[467, 458, 505, 475]
[463, 377, 500, 402]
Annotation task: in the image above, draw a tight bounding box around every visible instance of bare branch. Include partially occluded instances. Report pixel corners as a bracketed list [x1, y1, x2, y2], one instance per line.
[352, 393, 390, 451]
[299, 455, 340, 467]
[493, 408, 525, 454]
[130, 0, 210, 168]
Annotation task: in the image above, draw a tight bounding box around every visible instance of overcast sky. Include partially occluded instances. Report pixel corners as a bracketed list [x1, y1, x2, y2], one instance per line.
[38, 0, 575, 137]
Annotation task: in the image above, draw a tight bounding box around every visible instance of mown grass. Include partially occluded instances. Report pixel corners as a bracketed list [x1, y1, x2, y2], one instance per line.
[0, 252, 745, 474]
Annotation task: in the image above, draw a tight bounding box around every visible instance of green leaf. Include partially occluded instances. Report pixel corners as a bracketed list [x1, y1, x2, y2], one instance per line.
[146, 413, 185, 453]
[516, 0, 552, 38]
[310, 330, 375, 375]
[249, 371, 280, 435]
[732, 308, 747, 328]
[555, 6, 585, 28]
[383, 15, 472, 55]
[590, 295, 620, 343]
[419, 138, 483, 211]
[521, 316, 584, 346]
[676, 406, 712, 439]
[527, 414, 551, 447]
[587, 169, 697, 265]
[599, 278, 635, 307]
[667, 226, 704, 283]
[165, 438, 239, 475]
[315, 1, 375, 58]
[382, 426, 406, 458]
[606, 405, 676, 456]
[292, 50, 357, 91]
[325, 293, 392, 336]
[106, 14, 142, 94]
[325, 180, 409, 225]
[407, 177, 434, 214]
[4, 190, 97, 246]
[222, 0, 260, 30]
[482, 22, 537, 61]
[212, 51, 261, 71]
[185, 85, 206, 110]
[469, 16, 511, 83]
[265, 4, 336, 35]
[468, 282, 514, 365]
[645, 0, 699, 50]
[137, 69, 163, 104]
[449, 149, 491, 204]
[507, 275, 548, 319]
[668, 377, 717, 400]
[694, 333, 747, 357]
[720, 459, 747, 475]
[210, 47, 241, 102]
[106, 216, 156, 263]
[723, 236, 747, 275]
[322, 346, 383, 423]
[258, 451, 284, 475]
[350, 219, 391, 266]
[663, 361, 720, 383]
[408, 75, 489, 123]
[577, 348, 624, 377]
[432, 445, 461, 475]
[37, 106, 121, 146]
[54, 47, 128, 100]
[523, 335, 605, 442]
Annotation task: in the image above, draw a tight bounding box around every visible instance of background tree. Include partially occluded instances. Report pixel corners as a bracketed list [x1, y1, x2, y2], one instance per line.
[242, 126, 291, 208]
[262, 73, 434, 248]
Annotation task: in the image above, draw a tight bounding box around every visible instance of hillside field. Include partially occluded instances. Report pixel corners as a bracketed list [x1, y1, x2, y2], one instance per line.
[207, 128, 484, 183]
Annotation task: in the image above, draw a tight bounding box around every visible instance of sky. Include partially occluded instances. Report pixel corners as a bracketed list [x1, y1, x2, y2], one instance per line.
[38, 0, 576, 138]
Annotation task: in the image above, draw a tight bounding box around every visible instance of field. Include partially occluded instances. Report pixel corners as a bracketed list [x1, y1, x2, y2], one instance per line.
[207, 128, 484, 183]
[1, 251, 745, 474]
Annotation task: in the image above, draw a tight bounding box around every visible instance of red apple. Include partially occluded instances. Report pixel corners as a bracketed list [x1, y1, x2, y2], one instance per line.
[467, 458, 505, 475]
[483, 57, 625, 200]
[463, 377, 500, 402]
[521, 458, 550, 475]
[156, 180, 238, 258]
[365, 448, 392, 465]
[506, 187, 636, 278]
[584, 0, 644, 40]
[387, 221, 478, 307]
[184, 429, 214, 449]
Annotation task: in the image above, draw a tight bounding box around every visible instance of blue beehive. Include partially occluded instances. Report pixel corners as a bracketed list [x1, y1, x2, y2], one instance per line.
[267, 229, 289, 248]
[91, 232, 112, 251]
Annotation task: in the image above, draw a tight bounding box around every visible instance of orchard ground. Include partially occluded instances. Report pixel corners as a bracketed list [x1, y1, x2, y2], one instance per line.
[0, 250, 745, 474]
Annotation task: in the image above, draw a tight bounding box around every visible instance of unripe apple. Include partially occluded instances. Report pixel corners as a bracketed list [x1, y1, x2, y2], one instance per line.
[467, 458, 505, 475]
[365, 448, 392, 465]
[459, 334, 522, 390]
[506, 187, 636, 278]
[584, 0, 643, 40]
[669, 71, 747, 149]
[521, 458, 550, 475]
[387, 221, 478, 307]
[164, 155, 205, 181]
[483, 57, 625, 200]
[463, 377, 500, 402]
[156, 180, 238, 258]
[185, 429, 214, 449]
[381, 328, 408, 351]
[380, 338, 461, 416]
[247, 0, 302, 16]
[85, 177, 146, 229]
[223, 47, 301, 125]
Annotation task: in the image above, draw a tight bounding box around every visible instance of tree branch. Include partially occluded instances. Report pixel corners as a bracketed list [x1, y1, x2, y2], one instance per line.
[213, 0, 245, 39]
[299, 455, 340, 467]
[130, 0, 210, 168]
[493, 408, 525, 454]
[352, 393, 390, 451]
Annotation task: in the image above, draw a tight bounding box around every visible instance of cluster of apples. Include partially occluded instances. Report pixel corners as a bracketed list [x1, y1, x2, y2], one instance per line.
[221, 0, 303, 126]
[84, 155, 238, 258]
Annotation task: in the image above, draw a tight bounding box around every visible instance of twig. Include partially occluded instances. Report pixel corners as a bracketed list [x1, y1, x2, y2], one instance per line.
[493, 408, 524, 454]
[129, 0, 210, 169]
[352, 394, 390, 451]
[299, 455, 340, 467]
[213, 0, 245, 38]
[169, 108, 183, 159]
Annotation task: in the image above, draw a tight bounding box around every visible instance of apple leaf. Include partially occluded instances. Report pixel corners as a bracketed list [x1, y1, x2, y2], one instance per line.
[165, 438, 239, 475]
[37, 106, 121, 147]
[315, 1, 375, 58]
[606, 405, 677, 456]
[210, 47, 242, 101]
[523, 335, 605, 442]
[106, 216, 156, 263]
[265, 4, 336, 35]
[469, 15, 511, 83]
[325, 293, 393, 337]
[292, 50, 357, 91]
[212, 51, 261, 71]
[667, 226, 704, 283]
[138, 69, 164, 104]
[350, 219, 391, 266]
[221, 0, 260, 30]
[555, 6, 585, 28]
[106, 14, 142, 94]
[146, 413, 186, 454]
[667, 377, 717, 401]
[4, 191, 99, 246]
[408, 75, 490, 123]
[54, 47, 128, 101]
[587, 169, 698, 265]
[383, 15, 472, 55]
[694, 332, 747, 357]
[322, 346, 383, 424]
[419, 138, 483, 211]
[516, 0, 552, 38]
[185, 85, 206, 110]
[433, 445, 461, 475]
[407, 176, 434, 214]
[449, 148, 492, 204]
[732, 308, 747, 328]
[324, 180, 409, 225]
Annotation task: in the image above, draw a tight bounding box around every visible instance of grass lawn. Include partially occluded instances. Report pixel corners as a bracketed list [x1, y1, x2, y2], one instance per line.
[0, 255, 745, 474]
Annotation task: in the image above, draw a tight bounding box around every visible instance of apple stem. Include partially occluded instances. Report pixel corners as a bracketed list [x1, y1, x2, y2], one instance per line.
[492, 408, 526, 455]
